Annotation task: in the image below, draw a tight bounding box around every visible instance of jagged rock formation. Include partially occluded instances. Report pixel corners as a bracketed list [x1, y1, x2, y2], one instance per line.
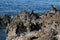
[50, 5, 57, 13]
[0, 14, 11, 40]
[3, 5, 60, 40]
[0, 14, 11, 28]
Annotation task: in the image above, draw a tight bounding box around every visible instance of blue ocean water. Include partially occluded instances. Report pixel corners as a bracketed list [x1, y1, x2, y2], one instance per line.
[0, 29, 6, 40]
[0, 0, 60, 15]
[0, 0, 60, 40]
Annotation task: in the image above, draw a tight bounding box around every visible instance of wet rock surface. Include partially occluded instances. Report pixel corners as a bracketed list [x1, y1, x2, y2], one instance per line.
[1, 5, 60, 40]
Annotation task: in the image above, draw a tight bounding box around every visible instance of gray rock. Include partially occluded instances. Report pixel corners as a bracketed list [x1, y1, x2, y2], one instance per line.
[1, 5, 60, 40]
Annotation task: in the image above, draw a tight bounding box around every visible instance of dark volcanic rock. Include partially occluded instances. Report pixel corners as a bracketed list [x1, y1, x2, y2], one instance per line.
[0, 14, 11, 29]
[2, 14, 11, 26]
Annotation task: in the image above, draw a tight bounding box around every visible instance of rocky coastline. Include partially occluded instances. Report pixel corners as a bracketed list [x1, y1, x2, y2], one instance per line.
[0, 5, 60, 40]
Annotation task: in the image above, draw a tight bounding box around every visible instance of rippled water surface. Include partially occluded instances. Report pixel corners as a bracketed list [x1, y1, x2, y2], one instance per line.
[0, 29, 6, 40]
[0, 0, 60, 15]
[0, 0, 60, 40]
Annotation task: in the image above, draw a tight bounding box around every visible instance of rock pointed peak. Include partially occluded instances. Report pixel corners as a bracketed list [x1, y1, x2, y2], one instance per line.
[31, 10, 34, 14]
[20, 10, 34, 15]
[50, 5, 57, 13]
[50, 5, 56, 10]
[2, 14, 10, 18]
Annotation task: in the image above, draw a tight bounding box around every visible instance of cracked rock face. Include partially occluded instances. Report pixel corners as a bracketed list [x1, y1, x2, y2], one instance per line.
[5, 5, 60, 40]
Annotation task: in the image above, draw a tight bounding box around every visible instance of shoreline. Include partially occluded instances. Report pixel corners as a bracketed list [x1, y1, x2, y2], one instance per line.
[0, 5, 60, 40]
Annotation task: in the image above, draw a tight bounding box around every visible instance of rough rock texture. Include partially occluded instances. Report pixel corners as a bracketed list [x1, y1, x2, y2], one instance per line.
[0, 14, 11, 28]
[0, 14, 11, 40]
[5, 5, 60, 40]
